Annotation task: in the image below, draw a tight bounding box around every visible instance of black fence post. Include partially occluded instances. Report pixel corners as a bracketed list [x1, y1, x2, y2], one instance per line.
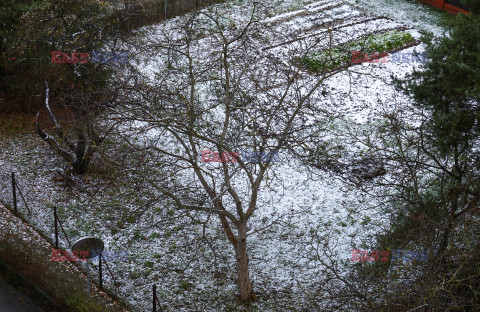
[13, 177, 31, 215]
[11, 173, 17, 214]
[99, 252, 103, 290]
[54, 206, 59, 248]
[153, 284, 156, 312]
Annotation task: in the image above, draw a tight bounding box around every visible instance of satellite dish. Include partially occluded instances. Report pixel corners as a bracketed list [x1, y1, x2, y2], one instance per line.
[72, 237, 104, 259]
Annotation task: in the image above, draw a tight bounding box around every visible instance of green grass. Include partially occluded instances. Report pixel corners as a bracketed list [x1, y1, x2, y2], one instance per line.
[132, 229, 146, 240]
[301, 30, 415, 72]
[179, 281, 194, 290]
[145, 260, 154, 268]
[361, 30, 415, 52]
[149, 232, 161, 239]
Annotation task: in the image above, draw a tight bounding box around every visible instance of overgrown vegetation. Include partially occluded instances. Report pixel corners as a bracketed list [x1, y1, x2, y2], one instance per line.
[300, 30, 415, 72]
[341, 11, 480, 311]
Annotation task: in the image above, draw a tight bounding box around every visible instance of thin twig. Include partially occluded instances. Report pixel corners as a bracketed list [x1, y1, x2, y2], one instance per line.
[406, 304, 428, 312]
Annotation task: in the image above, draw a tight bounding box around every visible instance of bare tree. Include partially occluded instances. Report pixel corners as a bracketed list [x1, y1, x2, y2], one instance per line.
[36, 81, 110, 175]
[111, 5, 346, 303]
[25, 0, 133, 175]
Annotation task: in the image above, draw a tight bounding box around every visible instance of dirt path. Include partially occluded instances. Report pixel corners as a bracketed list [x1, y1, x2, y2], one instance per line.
[0, 275, 45, 312]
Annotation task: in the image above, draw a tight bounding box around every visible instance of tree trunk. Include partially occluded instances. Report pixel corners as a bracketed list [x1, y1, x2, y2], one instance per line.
[235, 223, 256, 303]
[72, 159, 88, 175]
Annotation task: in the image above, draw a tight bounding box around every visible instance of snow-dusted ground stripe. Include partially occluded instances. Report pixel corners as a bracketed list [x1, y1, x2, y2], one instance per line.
[276, 11, 368, 37]
[264, 0, 344, 24]
[263, 16, 386, 51]
[273, 6, 363, 34]
[306, 0, 345, 11]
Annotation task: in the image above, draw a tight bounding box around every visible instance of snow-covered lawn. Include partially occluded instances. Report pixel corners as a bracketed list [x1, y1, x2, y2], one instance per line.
[0, 0, 445, 311]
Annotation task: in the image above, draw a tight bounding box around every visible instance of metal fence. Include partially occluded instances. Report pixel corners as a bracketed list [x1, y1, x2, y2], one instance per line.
[445, 0, 470, 11]
[1, 172, 166, 311]
[420, 0, 471, 13]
